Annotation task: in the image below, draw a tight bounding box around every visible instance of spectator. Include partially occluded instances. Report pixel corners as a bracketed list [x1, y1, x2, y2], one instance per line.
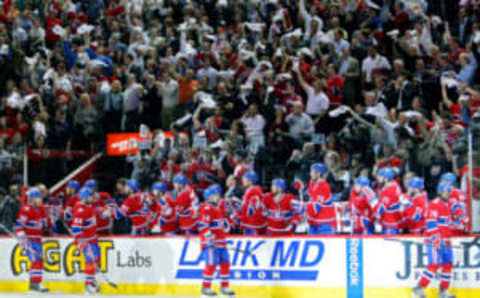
[0, 186, 20, 233]
[295, 66, 329, 124]
[176, 69, 199, 116]
[103, 80, 124, 133]
[240, 104, 265, 138]
[285, 102, 315, 143]
[123, 75, 143, 132]
[158, 71, 179, 130]
[336, 46, 360, 107]
[74, 93, 97, 150]
[362, 45, 391, 90]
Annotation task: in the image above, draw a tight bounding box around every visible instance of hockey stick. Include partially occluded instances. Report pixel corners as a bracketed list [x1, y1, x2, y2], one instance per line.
[59, 219, 118, 289]
[0, 223, 45, 260]
[384, 238, 464, 250]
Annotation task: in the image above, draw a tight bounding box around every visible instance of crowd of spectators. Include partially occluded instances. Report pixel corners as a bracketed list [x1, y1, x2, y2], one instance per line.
[0, 0, 479, 220]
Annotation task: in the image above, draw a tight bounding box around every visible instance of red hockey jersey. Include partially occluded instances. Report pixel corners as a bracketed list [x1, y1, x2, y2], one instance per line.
[240, 186, 266, 230]
[349, 186, 375, 234]
[63, 194, 79, 226]
[218, 197, 242, 229]
[374, 181, 403, 229]
[425, 198, 453, 239]
[156, 194, 178, 233]
[448, 188, 468, 233]
[71, 202, 97, 245]
[262, 193, 301, 235]
[403, 192, 428, 234]
[91, 192, 113, 234]
[198, 202, 228, 249]
[306, 179, 336, 228]
[114, 193, 150, 230]
[175, 187, 199, 232]
[15, 204, 50, 242]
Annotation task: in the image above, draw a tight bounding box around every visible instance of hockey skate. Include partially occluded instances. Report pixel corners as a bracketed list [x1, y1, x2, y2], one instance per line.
[439, 290, 456, 298]
[29, 282, 49, 293]
[86, 282, 100, 294]
[201, 287, 218, 297]
[220, 286, 236, 297]
[411, 286, 426, 298]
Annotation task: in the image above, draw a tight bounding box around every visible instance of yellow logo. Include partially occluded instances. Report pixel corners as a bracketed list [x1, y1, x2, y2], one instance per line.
[11, 240, 114, 276]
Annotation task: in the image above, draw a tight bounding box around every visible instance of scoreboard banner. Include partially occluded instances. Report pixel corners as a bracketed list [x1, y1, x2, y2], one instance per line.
[0, 236, 479, 297]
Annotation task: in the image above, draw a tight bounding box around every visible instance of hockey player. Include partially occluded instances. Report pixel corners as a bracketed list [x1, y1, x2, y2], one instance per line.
[111, 179, 150, 235]
[305, 164, 336, 234]
[349, 176, 375, 235]
[173, 174, 199, 234]
[199, 185, 235, 297]
[215, 184, 241, 231]
[15, 187, 50, 292]
[239, 171, 266, 235]
[374, 167, 403, 234]
[152, 182, 178, 235]
[262, 178, 302, 236]
[63, 180, 80, 227]
[72, 187, 101, 294]
[441, 173, 468, 235]
[403, 177, 427, 235]
[413, 183, 456, 298]
[85, 180, 114, 235]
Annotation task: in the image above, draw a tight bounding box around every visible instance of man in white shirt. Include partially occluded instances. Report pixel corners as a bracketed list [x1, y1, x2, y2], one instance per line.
[295, 67, 329, 118]
[361, 45, 391, 88]
[333, 29, 350, 54]
[241, 104, 265, 137]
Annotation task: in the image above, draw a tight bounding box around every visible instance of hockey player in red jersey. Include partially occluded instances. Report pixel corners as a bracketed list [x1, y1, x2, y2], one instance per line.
[111, 179, 150, 235]
[152, 182, 178, 235]
[63, 180, 80, 227]
[262, 178, 302, 236]
[374, 167, 403, 235]
[349, 176, 375, 235]
[199, 185, 235, 297]
[240, 171, 266, 235]
[403, 177, 428, 235]
[441, 173, 468, 235]
[15, 188, 50, 292]
[85, 180, 113, 235]
[306, 163, 336, 234]
[72, 187, 101, 294]
[413, 183, 456, 298]
[173, 174, 199, 235]
[214, 184, 241, 231]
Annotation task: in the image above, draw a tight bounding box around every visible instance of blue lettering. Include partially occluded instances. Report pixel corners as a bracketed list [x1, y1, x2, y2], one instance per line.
[240, 240, 265, 266]
[230, 240, 242, 266]
[300, 240, 324, 267]
[179, 240, 203, 266]
[270, 241, 299, 267]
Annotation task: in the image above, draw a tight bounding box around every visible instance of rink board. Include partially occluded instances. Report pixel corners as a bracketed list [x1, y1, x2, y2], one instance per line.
[0, 236, 478, 297]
